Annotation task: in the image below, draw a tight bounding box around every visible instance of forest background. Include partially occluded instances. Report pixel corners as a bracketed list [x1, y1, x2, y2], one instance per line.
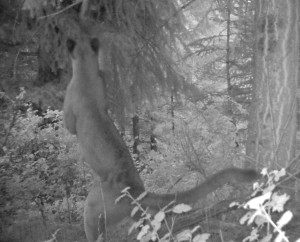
[0, 0, 299, 242]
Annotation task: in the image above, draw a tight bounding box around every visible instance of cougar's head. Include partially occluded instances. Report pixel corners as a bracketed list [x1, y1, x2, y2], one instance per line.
[65, 34, 107, 113]
[66, 37, 99, 60]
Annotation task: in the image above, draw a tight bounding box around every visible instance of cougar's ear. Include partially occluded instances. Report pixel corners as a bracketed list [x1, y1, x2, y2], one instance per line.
[66, 38, 76, 57]
[90, 38, 99, 53]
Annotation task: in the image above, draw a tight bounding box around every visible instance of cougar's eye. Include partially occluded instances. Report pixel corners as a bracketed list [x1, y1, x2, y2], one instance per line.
[66, 38, 76, 53]
[90, 38, 99, 53]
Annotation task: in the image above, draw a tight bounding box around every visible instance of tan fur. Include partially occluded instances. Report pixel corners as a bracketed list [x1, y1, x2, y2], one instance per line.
[64, 35, 260, 242]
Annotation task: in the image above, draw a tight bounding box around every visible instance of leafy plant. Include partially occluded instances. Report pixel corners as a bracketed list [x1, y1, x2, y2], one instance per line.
[0, 90, 91, 232]
[232, 168, 299, 242]
[116, 187, 210, 242]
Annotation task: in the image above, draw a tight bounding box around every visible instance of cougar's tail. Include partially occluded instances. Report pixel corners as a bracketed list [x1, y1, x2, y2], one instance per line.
[141, 168, 260, 209]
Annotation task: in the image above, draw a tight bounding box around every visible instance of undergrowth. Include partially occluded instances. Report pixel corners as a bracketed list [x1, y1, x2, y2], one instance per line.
[117, 168, 299, 242]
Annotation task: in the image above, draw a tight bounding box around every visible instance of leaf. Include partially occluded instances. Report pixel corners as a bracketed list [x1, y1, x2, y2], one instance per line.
[240, 210, 265, 226]
[253, 182, 260, 190]
[121, 186, 131, 193]
[244, 192, 271, 210]
[247, 210, 264, 225]
[268, 192, 290, 212]
[131, 206, 140, 217]
[261, 168, 268, 176]
[240, 211, 255, 225]
[274, 168, 286, 181]
[254, 214, 268, 226]
[229, 201, 241, 208]
[176, 229, 192, 241]
[260, 234, 272, 242]
[191, 225, 201, 234]
[150, 219, 161, 232]
[115, 194, 126, 203]
[136, 191, 148, 201]
[160, 232, 171, 241]
[172, 203, 192, 214]
[242, 227, 259, 242]
[128, 221, 141, 235]
[263, 184, 276, 194]
[151, 233, 158, 242]
[140, 232, 154, 242]
[154, 211, 165, 222]
[192, 233, 210, 242]
[276, 210, 293, 230]
[137, 224, 150, 240]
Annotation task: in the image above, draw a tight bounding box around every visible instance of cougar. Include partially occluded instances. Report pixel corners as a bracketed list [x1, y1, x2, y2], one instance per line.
[64, 34, 260, 242]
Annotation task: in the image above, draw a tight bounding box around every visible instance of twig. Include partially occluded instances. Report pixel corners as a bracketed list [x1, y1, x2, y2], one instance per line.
[38, 0, 82, 20]
[12, 49, 20, 80]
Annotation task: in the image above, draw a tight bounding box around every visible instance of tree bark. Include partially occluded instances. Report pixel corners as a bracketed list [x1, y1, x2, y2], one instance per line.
[246, 0, 299, 168]
[132, 114, 140, 160]
[226, 0, 232, 96]
[171, 94, 175, 133]
[37, 45, 61, 84]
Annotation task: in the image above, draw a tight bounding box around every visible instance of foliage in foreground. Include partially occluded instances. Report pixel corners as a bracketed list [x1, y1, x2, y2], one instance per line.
[117, 168, 299, 242]
[236, 168, 299, 242]
[117, 187, 209, 242]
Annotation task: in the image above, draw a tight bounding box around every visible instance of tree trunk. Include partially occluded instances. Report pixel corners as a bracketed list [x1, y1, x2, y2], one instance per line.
[171, 94, 175, 133]
[226, 0, 232, 96]
[37, 45, 60, 84]
[132, 114, 140, 160]
[150, 116, 157, 151]
[246, 0, 299, 169]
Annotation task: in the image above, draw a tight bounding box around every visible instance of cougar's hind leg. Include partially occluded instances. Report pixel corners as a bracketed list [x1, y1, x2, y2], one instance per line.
[84, 186, 106, 242]
[84, 183, 133, 242]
